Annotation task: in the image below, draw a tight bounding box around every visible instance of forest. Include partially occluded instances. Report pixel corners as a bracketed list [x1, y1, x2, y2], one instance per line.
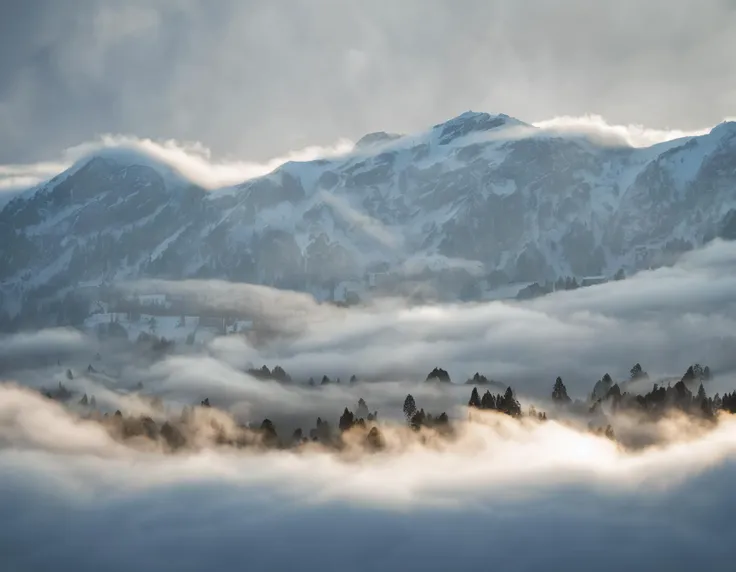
[38, 359, 736, 456]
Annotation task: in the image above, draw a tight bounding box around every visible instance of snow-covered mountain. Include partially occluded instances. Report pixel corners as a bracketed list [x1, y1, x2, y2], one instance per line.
[2, 111, 736, 327]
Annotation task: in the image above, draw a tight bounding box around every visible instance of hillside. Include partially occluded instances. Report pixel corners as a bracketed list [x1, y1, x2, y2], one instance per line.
[1, 111, 736, 328]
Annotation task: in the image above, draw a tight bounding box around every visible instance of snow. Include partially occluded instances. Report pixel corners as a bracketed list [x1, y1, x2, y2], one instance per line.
[4, 111, 736, 311]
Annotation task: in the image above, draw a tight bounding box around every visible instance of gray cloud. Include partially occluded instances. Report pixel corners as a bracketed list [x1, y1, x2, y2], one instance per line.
[1, 0, 735, 164]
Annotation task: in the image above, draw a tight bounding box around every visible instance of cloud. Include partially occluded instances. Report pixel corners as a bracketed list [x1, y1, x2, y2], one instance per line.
[2, 0, 735, 166]
[0, 328, 88, 362]
[0, 135, 355, 192]
[3, 238, 736, 568]
[317, 189, 402, 250]
[0, 111, 727, 201]
[110, 239, 736, 401]
[1, 384, 736, 570]
[532, 115, 711, 147]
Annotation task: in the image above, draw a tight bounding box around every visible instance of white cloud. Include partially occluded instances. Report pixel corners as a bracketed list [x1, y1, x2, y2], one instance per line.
[532, 114, 712, 147]
[1, 383, 736, 570]
[114, 240, 736, 398]
[0, 135, 355, 193]
[3, 240, 736, 569]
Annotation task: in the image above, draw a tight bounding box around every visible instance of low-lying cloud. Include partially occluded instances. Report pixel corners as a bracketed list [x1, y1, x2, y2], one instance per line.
[1, 382, 736, 571]
[118, 239, 736, 399]
[3, 241, 736, 569]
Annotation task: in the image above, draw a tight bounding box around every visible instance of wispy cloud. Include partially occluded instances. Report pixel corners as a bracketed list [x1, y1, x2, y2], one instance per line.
[532, 114, 712, 147]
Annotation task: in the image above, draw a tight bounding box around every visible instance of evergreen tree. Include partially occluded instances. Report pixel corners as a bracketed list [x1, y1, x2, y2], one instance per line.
[630, 363, 645, 380]
[410, 408, 426, 430]
[697, 383, 707, 403]
[501, 387, 522, 417]
[481, 390, 496, 410]
[339, 408, 355, 432]
[468, 387, 481, 408]
[552, 377, 571, 404]
[403, 394, 417, 419]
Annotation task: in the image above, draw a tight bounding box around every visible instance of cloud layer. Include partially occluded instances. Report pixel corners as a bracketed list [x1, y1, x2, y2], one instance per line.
[1, 383, 736, 571]
[3, 241, 736, 569]
[2, 0, 735, 165]
[114, 239, 736, 403]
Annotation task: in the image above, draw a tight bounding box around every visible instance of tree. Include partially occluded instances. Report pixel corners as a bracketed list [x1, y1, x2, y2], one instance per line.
[468, 387, 481, 408]
[260, 419, 278, 446]
[271, 366, 292, 384]
[403, 394, 417, 419]
[339, 408, 355, 432]
[552, 377, 571, 404]
[697, 383, 707, 403]
[410, 408, 426, 430]
[481, 390, 496, 410]
[500, 387, 522, 417]
[692, 364, 704, 380]
[630, 363, 644, 380]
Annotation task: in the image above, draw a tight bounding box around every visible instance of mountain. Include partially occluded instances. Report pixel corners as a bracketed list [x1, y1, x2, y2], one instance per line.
[1, 111, 736, 328]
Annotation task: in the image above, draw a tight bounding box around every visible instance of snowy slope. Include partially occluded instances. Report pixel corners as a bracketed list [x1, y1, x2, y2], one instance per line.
[1, 111, 736, 326]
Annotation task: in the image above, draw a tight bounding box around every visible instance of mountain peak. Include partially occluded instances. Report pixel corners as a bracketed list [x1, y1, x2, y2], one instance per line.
[433, 111, 527, 145]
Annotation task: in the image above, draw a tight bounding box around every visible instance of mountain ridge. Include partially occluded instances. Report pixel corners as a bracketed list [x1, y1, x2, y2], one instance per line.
[2, 111, 736, 329]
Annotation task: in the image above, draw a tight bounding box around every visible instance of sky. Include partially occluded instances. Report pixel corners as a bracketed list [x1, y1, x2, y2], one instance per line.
[1, 0, 736, 166]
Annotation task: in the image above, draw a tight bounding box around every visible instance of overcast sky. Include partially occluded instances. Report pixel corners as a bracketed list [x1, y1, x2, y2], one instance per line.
[1, 0, 735, 164]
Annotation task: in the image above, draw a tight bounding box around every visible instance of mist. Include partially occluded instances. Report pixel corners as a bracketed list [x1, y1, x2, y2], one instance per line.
[2, 380, 736, 571]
